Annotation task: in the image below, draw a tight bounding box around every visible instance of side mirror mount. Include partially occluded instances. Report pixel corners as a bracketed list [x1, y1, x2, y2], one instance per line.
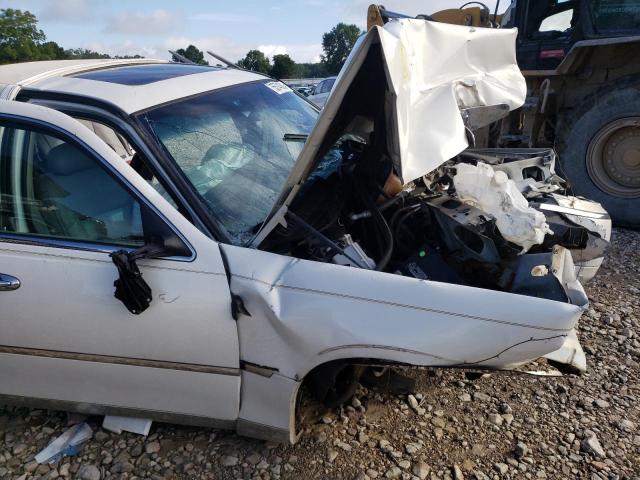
[110, 205, 192, 314]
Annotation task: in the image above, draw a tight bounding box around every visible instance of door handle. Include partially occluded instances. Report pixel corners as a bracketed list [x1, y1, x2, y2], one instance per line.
[0, 274, 20, 291]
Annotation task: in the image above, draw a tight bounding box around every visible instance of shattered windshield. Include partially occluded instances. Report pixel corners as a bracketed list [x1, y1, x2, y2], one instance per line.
[137, 80, 318, 244]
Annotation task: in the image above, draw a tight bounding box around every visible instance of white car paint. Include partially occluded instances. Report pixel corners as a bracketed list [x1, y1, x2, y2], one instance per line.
[223, 244, 585, 378]
[0, 101, 241, 423]
[0, 19, 608, 444]
[1, 59, 265, 114]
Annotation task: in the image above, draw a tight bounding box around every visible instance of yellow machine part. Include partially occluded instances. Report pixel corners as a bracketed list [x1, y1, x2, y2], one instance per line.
[431, 7, 491, 27]
[367, 5, 498, 30]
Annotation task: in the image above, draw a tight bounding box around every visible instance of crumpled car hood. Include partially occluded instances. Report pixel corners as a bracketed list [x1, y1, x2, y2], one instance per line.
[256, 19, 527, 241]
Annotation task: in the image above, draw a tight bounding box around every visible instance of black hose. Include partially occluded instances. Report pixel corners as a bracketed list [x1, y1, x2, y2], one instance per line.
[373, 204, 394, 272]
[287, 211, 368, 268]
[394, 208, 422, 249]
[360, 193, 394, 272]
[390, 204, 421, 232]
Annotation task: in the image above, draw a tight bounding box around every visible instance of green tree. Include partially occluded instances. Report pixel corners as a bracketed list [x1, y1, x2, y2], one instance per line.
[173, 45, 208, 65]
[65, 48, 111, 60]
[0, 8, 46, 64]
[294, 62, 329, 78]
[238, 49, 271, 74]
[38, 41, 66, 60]
[321, 23, 362, 75]
[270, 53, 295, 79]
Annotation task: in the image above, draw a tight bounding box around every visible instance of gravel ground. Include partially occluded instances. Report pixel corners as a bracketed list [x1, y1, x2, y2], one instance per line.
[1, 229, 638, 480]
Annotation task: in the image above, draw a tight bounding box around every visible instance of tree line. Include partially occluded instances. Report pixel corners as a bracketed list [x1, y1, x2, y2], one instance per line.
[1, 8, 362, 77]
[0, 9, 141, 64]
[174, 23, 362, 78]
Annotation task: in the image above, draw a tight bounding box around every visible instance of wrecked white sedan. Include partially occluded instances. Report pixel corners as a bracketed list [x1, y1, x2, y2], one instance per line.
[0, 18, 610, 442]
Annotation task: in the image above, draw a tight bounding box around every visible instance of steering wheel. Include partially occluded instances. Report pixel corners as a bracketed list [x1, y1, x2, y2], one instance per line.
[459, 1, 490, 11]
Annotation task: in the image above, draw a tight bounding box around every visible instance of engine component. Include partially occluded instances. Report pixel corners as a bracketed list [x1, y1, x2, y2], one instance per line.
[332, 234, 376, 269]
[398, 245, 465, 284]
[503, 246, 588, 307]
[453, 162, 552, 252]
[427, 196, 504, 264]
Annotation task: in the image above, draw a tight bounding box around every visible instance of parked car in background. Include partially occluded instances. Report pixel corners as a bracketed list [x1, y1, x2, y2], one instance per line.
[0, 16, 610, 443]
[294, 85, 314, 97]
[307, 76, 336, 107]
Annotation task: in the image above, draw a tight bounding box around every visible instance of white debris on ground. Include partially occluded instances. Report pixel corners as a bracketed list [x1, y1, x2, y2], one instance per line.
[0, 229, 638, 480]
[453, 162, 553, 252]
[102, 416, 152, 436]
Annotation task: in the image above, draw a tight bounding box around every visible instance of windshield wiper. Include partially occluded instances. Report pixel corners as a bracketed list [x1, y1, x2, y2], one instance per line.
[283, 133, 308, 142]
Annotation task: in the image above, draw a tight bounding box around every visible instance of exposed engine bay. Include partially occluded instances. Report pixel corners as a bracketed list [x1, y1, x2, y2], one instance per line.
[257, 31, 610, 309]
[261, 140, 609, 307]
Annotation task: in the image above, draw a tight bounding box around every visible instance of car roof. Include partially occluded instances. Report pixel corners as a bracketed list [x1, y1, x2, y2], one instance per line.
[0, 59, 268, 115]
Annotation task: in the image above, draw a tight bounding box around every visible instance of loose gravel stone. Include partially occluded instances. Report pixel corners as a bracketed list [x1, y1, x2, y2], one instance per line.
[77, 464, 100, 480]
[515, 442, 528, 459]
[488, 413, 503, 427]
[494, 462, 509, 474]
[220, 455, 238, 467]
[412, 461, 430, 479]
[581, 431, 606, 458]
[144, 440, 160, 454]
[384, 466, 402, 478]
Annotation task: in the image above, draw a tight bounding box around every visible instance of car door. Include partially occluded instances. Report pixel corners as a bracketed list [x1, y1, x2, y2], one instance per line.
[0, 101, 240, 425]
[308, 80, 329, 107]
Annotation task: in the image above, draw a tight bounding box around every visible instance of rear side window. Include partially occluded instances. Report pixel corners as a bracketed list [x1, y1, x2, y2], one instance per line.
[0, 124, 144, 247]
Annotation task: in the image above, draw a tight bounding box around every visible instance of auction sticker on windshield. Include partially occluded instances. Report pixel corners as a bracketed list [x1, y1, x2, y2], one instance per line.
[264, 81, 292, 94]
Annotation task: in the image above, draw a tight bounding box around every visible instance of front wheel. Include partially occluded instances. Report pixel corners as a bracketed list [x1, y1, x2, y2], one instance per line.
[557, 87, 640, 227]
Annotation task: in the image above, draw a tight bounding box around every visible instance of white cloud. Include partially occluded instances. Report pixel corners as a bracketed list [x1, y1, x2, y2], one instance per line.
[257, 44, 322, 63]
[40, 0, 93, 23]
[189, 13, 258, 23]
[81, 40, 157, 58]
[103, 9, 180, 36]
[287, 44, 323, 63]
[257, 45, 288, 57]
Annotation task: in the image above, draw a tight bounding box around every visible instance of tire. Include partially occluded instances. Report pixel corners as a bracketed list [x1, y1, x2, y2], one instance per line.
[306, 362, 364, 408]
[557, 87, 640, 227]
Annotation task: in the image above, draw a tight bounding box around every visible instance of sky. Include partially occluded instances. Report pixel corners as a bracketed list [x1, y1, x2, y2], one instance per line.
[4, 0, 507, 63]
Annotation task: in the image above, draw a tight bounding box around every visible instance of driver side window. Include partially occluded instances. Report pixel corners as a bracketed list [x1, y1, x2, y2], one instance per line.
[0, 123, 145, 247]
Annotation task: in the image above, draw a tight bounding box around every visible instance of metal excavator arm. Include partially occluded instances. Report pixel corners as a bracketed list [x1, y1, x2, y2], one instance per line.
[366, 3, 500, 31]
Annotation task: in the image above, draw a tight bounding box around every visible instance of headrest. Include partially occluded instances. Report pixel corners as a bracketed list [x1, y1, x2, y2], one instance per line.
[45, 143, 96, 176]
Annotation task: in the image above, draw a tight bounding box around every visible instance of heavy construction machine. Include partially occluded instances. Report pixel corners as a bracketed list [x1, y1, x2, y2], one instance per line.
[368, 1, 640, 227]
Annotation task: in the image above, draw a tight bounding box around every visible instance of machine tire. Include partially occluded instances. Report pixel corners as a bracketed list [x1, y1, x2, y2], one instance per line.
[557, 86, 640, 227]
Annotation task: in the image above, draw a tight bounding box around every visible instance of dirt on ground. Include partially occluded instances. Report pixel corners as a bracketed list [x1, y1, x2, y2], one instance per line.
[1, 229, 638, 480]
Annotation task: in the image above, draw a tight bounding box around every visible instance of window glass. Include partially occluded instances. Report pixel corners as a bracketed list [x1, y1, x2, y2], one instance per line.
[316, 81, 326, 94]
[539, 9, 574, 32]
[0, 125, 144, 246]
[590, 0, 640, 31]
[326, 79, 335, 92]
[137, 80, 318, 244]
[72, 116, 178, 210]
